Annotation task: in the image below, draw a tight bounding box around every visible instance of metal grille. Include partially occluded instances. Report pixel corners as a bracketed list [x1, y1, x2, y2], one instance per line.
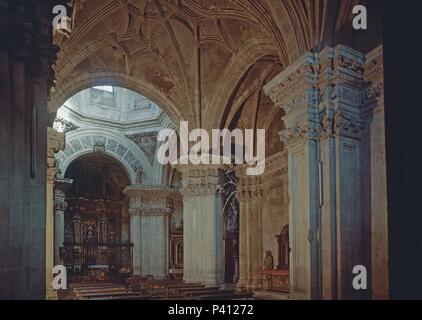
[62, 242, 133, 282]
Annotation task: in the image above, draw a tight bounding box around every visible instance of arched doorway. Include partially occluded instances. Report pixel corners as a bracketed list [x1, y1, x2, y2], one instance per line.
[62, 153, 132, 283]
[51, 84, 181, 284]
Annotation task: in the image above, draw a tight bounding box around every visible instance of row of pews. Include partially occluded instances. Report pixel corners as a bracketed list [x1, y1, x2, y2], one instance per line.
[69, 278, 253, 300]
[70, 282, 148, 300]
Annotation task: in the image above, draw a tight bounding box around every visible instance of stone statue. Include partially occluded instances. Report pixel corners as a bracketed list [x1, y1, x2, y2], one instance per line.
[263, 250, 274, 270]
[135, 167, 143, 185]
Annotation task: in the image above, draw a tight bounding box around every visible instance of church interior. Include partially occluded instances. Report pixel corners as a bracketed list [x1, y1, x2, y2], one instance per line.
[0, 0, 388, 300]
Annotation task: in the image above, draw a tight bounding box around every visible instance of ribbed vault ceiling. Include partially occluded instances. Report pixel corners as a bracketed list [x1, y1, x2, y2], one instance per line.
[50, 0, 359, 132]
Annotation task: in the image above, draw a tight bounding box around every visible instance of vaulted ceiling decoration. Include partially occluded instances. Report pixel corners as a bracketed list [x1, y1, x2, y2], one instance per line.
[50, 0, 358, 133]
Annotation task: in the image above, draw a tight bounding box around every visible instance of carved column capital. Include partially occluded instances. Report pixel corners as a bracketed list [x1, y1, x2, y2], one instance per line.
[235, 166, 264, 201]
[261, 151, 287, 190]
[362, 45, 384, 118]
[263, 51, 315, 113]
[280, 119, 324, 147]
[123, 186, 177, 216]
[0, 1, 65, 89]
[174, 164, 221, 197]
[264, 45, 369, 146]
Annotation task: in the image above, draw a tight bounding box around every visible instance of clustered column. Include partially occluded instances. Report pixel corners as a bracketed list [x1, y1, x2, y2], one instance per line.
[176, 165, 223, 286]
[124, 186, 174, 279]
[264, 45, 374, 299]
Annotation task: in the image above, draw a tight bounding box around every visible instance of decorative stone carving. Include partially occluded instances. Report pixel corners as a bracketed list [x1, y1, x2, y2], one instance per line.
[55, 130, 154, 185]
[1, 1, 63, 90]
[219, 168, 239, 232]
[53, 117, 79, 133]
[135, 166, 144, 185]
[235, 166, 264, 201]
[126, 132, 158, 165]
[175, 165, 221, 197]
[333, 113, 365, 139]
[279, 121, 324, 147]
[264, 52, 315, 111]
[123, 186, 176, 216]
[264, 45, 373, 299]
[47, 128, 65, 182]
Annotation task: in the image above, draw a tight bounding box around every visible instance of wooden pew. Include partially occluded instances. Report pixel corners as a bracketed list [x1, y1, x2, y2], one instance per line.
[183, 288, 230, 297]
[200, 292, 254, 300]
[78, 291, 147, 300]
[75, 289, 132, 297]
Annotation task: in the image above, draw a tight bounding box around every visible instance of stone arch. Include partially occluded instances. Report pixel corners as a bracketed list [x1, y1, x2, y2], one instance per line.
[203, 37, 280, 131]
[48, 72, 185, 126]
[55, 128, 156, 185]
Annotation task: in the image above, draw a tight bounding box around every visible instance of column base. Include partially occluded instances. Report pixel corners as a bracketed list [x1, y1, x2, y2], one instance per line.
[236, 279, 249, 291]
[46, 288, 58, 300]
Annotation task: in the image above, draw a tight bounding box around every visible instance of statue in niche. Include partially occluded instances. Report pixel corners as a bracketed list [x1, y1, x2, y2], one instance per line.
[85, 224, 97, 244]
[135, 167, 143, 184]
[100, 217, 108, 244]
[263, 250, 274, 270]
[275, 225, 289, 269]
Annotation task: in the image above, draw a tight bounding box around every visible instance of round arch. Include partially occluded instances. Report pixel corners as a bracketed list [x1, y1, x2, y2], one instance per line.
[48, 72, 186, 127]
[203, 37, 280, 131]
[55, 128, 155, 185]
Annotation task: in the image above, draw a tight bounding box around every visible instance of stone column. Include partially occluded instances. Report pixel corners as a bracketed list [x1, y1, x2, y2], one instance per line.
[124, 186, 174, 278]
[265, 45, 373, 300]
[317, 46, 368, 300]
[176, 165, 223, 286]
[53, 178, 72, 266]
[46, 128, 65, 300]
[128, 209, 142, 275]
[265, 52, 321, 300]
[363, 46, 388, 299]
[235, 168, 263, 291]
[0, 1, 63, 299]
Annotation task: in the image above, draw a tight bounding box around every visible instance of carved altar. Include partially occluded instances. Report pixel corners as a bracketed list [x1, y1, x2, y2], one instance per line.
[262, 269, 290, 293]
[63, 196, 133, 282]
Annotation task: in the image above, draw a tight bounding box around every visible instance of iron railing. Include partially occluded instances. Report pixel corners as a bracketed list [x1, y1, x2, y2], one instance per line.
[62, 242, 133, 282]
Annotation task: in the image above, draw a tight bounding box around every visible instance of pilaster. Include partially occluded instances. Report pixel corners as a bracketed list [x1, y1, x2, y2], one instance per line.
[264, 44, 377, 300]
[317, 46, 367, 299]
[46, 128, 65, 300]
[53, 178, 73, 266]
[265, 51, 320, 300]
[363, 46, 388, 300]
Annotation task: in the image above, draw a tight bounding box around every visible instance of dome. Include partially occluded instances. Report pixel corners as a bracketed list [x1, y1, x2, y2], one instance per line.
[54, 86, 162, 131]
